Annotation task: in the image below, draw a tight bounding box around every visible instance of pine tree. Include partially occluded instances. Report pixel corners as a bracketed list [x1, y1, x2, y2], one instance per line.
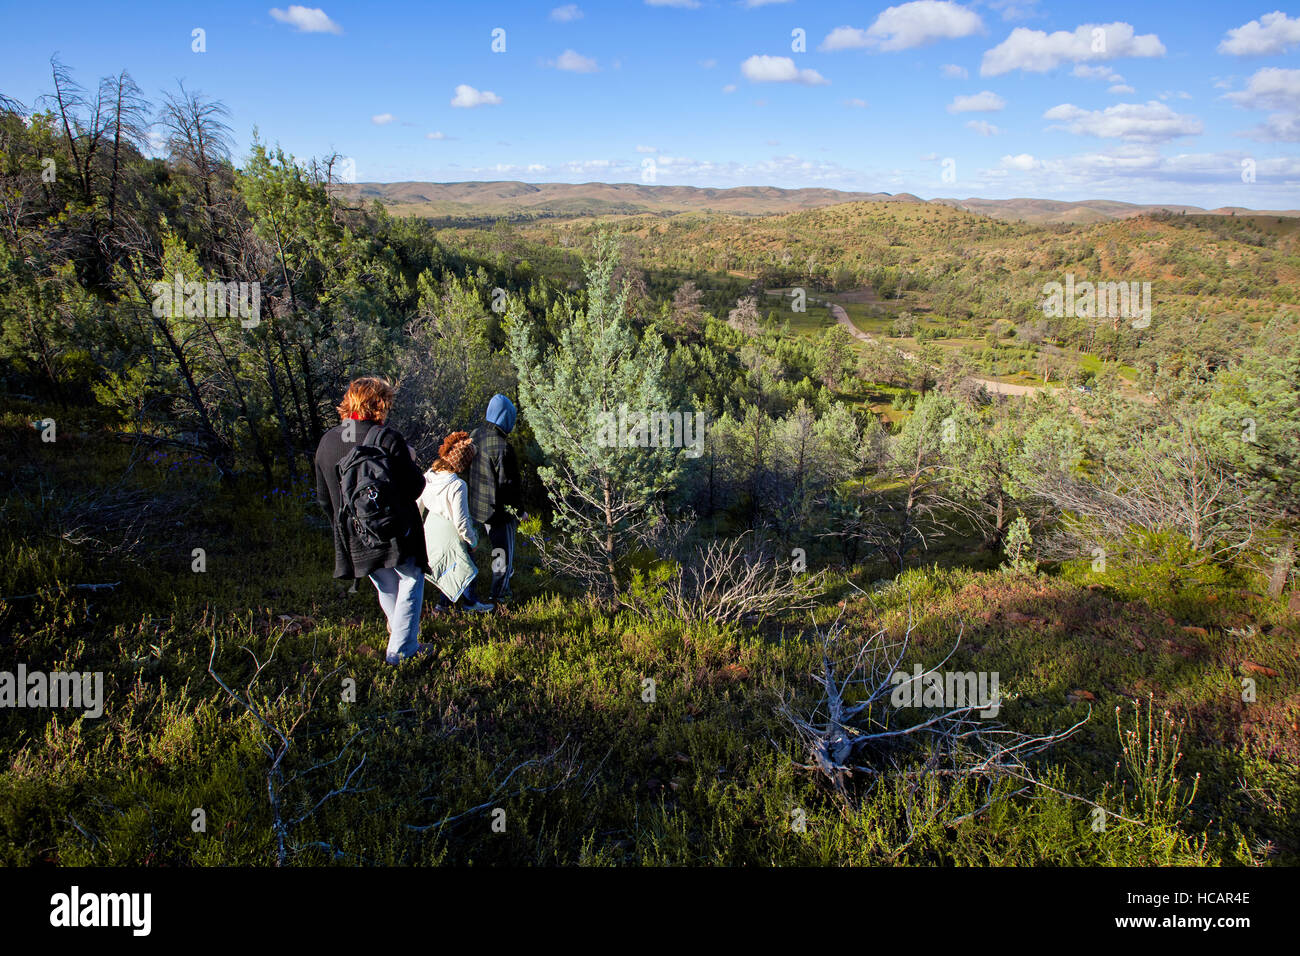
[508, 231, 685, 593]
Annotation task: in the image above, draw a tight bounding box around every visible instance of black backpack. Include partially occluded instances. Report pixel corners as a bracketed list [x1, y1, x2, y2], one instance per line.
[336, 424, 403, 548]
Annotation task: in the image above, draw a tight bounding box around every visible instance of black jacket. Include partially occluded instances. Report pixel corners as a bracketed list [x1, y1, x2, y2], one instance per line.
[314, 420, 430, 579]
[467, 422, 520, 524]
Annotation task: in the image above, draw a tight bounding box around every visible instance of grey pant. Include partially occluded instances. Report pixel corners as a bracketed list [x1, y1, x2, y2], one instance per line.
[369, 558, 424, 661]
[478, 518, 516, 602]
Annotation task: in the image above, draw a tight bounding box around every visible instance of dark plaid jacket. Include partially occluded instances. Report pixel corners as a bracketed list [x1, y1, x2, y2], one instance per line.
[466, 422, 520, 525]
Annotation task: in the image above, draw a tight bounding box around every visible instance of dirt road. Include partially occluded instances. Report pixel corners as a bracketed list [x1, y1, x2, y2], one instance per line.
[827, 302, 1044, 397]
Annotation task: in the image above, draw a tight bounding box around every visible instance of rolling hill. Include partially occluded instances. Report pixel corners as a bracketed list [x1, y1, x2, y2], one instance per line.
[340, 180, 920, 219]
[340, 180, 1300, 224]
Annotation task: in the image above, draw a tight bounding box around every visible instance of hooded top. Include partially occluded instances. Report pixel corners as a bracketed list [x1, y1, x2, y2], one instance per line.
[420, 469, 477, 547]
[468, 394, 521, 524]
[486, 394, 517, 434]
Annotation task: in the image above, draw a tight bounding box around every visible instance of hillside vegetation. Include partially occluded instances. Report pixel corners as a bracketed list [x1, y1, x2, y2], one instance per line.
[2, 64, 1298, 867]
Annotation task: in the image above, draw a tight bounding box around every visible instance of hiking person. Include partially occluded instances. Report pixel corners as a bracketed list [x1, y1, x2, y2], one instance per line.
[314, 376, 431, 664]
[467, 393, 522, 605]
[419, 431, 494, 614]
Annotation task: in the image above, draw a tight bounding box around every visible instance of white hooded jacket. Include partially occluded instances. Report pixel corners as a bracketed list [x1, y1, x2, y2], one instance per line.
[419, 469, 478, 547]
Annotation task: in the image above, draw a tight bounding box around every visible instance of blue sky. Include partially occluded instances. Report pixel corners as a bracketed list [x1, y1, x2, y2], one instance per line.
[2, 0, 1299, 207]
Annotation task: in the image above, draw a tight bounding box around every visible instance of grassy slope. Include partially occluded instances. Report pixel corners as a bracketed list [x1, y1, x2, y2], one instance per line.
[1, 405, 1297, 866]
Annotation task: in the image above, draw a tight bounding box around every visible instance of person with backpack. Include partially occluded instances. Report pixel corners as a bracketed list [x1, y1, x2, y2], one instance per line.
[467, 394, 523, 606]
[314, 376, 431, 664]
[419, 431, 494, 614]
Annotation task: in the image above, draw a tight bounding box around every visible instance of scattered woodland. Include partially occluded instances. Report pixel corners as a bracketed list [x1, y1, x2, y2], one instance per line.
[1, 62, 1297, 866]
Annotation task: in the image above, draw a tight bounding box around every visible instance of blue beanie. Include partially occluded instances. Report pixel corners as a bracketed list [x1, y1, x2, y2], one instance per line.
[486, 394, 517, 433]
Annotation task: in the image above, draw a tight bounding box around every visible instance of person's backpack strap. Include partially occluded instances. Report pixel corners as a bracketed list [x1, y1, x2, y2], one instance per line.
[334, 422, 387, 484]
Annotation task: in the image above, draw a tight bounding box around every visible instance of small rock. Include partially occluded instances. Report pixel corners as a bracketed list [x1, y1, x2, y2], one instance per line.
[1182, 625, 1210, 638]
[1067, 689, 1097, 704]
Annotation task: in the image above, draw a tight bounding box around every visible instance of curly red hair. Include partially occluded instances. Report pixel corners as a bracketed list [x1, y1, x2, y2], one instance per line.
[431, 431, 475, 473]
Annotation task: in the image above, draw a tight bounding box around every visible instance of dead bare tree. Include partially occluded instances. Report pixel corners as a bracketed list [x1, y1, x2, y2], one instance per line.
[42, 56, 107, 207]
[660, 531, 826, 626]
[207, 634, 373, 866]
[1027, 427, 1256, 565]
[406, 737, 579, 835]
[780, 607, 1102, 842]
[97, 70, 149, 236]
[158, 82, 233, 213]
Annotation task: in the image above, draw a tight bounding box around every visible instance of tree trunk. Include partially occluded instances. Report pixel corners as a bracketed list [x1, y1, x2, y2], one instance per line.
[1268, 537, 1294, 600]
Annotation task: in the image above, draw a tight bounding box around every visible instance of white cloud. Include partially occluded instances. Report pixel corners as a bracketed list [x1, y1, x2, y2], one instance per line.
[820, 26, 872, 51]
[941, 63, 969, 79]
[527, 163, 547, 172]
[981, 22, 1165, 76]
[550, 4, 583, 22]
[919, 151, 941, 161]
[822, 1, 982, 52]
[636, 144, 658, 153]
[976, 144, 1300, 194]
[869, 0, 983, 50]
[562, 159, 616, 172]
[451, 85, 502, 108]
[1219, 12, 1300, 56]
[552, 49, 599, 72]
[1001, 153, 1041, 170]
[645, 0, 700, 7]
[845, 98, 869, 108]
[1072, 64, 1123, 83]
[269, 6, 342, 33]
[947, 90, 1005, 112]
[371, 113, 395, 125]
[1241, 113, 1300, 142]
[699, 58, 717, 69]
[722, 83, 738, 93]
[966, 119, 1002, 135]
[1109, 84, 1135, 94]
[1044, 101, 1203, 142]
[741, 55, 829, 85]
[426, 131, 446, 140]
[744, 0, 793, 6]
[1225, 68, 1300, 142]
[481, 152, 861, 189]
[987, 0, 1039, 20]
[1224, 67, 1300, 111]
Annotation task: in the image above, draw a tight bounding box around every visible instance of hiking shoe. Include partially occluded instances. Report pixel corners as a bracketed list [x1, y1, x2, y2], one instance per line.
[386, 642, 435, 665]
[462, 601, 495, 613]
